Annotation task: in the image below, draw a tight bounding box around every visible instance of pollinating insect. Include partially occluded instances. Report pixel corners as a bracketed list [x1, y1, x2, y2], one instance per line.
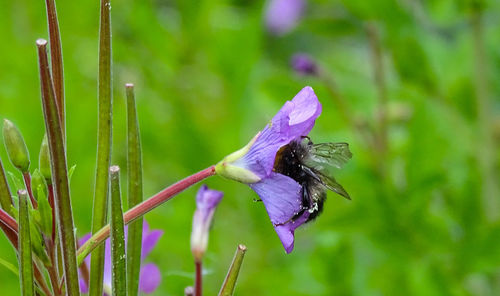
[273, 137, 352, 223]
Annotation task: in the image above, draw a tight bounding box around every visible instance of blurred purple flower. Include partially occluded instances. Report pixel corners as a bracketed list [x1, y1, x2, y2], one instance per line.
[265, 0, 306, 35]
[217, 86, 322, 253]
[191, 185, 224, 261]
[291, 53, 319, 76]
[79, 221, 163, 294]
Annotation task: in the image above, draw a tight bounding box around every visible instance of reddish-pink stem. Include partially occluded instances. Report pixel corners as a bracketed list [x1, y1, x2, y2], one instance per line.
[77, 166, 216, 263]
[195, 260, 202, 296]
[22, 172, 38, 209]
[124, 166, 216, 224]
[0, 208, 18, 232]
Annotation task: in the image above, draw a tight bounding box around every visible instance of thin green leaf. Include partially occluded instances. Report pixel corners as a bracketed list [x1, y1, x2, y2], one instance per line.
[36, 39, 80, 295]
[28, 209, 50, 266]
[10, 204, 18, 220]
[125, 84, 143, 296]
[68, 164, 76, 181]
[218, 245, 247, 296]
[18, 190, 34, 296]
[0, 159, 14, 215]
[7, 171, 24, 193]
[109, 166, 127, 296]
[0, 256, 18, 276]
[90, 0, 113, 294]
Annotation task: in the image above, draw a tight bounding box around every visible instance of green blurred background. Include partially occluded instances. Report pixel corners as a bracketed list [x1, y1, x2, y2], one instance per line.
[1, 0, 500, 295]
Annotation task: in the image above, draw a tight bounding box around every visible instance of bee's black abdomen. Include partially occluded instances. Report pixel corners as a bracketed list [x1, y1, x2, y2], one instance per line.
[306, 195, 325, 222]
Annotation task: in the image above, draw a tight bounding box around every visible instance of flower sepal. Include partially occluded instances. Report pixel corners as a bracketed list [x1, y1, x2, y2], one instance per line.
[215, 132, 261, 184]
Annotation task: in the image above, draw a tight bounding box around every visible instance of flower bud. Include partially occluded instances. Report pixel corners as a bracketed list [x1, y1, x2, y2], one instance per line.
[291, 54, 319, 76]
[2, 119, 30, 172]
[190, 185, 223, 262]
[39, 134, 52, 184]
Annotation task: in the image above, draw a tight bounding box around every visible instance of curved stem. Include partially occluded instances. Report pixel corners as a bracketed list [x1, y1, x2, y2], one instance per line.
[0, 208, 18, 232]
[77, 165, 216, 265]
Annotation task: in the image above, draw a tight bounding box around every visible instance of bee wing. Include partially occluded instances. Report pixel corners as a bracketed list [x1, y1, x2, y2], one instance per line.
[301, 165, 351, 200]
[304, 142, 352, 169]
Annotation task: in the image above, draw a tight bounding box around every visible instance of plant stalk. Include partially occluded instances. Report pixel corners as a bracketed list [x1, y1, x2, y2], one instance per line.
[218, 244, 247, 296]
[195, 260, 202, 296]
[37, 39, 80, 295]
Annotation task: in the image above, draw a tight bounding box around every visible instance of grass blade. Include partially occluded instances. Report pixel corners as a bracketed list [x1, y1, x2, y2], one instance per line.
[0, 159, 14, 215]
[44, 0, 65, 136]
[110, 166, 127, 296]
[125, 83, 143, 296]
[36, 39, 80, 295]
[18, 190, 34, 296]
[89, 0, 113, 294]
[218, 245, 247, 296]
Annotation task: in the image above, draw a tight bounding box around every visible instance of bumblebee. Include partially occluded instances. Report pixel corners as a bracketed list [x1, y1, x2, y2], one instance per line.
[273, 137, 352, 223]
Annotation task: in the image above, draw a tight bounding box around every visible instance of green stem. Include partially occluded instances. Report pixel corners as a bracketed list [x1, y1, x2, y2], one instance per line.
[471, 9, 499, 221]
[218, 244, 247, 296]
[37, 39, 80, 295]
[125, 83, 143, 296]
[44, 0, 65, 137]
[89, 0, 113, 294]
[366, 23, 388, 178]
[109, 166, 127, 296]
[18, 190, 34, 296]
[77, 166, 216, 266]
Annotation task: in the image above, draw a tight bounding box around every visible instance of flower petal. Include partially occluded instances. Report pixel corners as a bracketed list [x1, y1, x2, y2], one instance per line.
[141, 229, 164, 260]
[139, 263, 161, 294]
[235, 86, 321, 178]
[195, 184, 224, 215]
[79, 279, 89, 294]
[103, 239, 112, 287]
[265, 0, 306, 35]
[288, 86, 322, 130]
[249, 172, 303, 225]
[274, 210, 310, 253]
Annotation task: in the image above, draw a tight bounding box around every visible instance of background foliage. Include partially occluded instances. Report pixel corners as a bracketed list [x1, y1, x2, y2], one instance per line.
[1, 0, 500, 295]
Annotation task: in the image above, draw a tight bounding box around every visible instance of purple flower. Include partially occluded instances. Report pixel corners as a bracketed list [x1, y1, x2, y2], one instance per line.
[216, 86, 322, 253]
[79, 221, 163, 294]
[291, 53, 319, 76]
[265, 0, 306, 36]
[191, 185, 224, 261]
